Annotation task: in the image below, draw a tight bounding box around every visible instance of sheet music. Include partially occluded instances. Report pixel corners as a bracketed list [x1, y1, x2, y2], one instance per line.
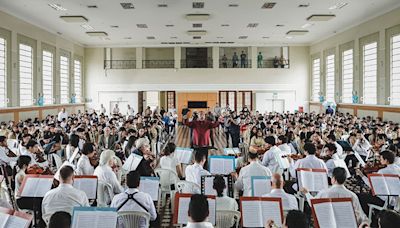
[313, 202, 336, 228]
[139, 177, 160, 201]
[332, 201, 358, 228]
[207, 198, 216, 225]
[385, 176, 400, 195]
[203, 176, 228, 196]
[251, 177, 271, 196]
[261, 201, 282, 227]
[177, 197, 190, 224]
[209, 157, 235, 175]
[299, 171, 328, 192]
[72, 208, 117, 228]
[275, 151, 291, 169]
[370, 176, 390, 195]
[175, 148, 193, 164]
[333, 159, 351, 178]
[122, 153, 143, 171]
[5, 216, 30, 228]
[20, 177, 53, 197]
[354, 152, 366, 167]
[69, 147, 80, 163]
[0, 214, 9, 228]
[241, 201, 263, 227]
[73, 178, 97, 199]
[224, 148, 240, 156]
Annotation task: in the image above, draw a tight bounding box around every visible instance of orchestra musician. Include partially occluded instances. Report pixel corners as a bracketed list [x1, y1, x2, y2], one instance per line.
[131, 138, 156, 177]
[0, 136, 18, 165]
[93, 149, 123, 196]
[76, 142, 96, 175]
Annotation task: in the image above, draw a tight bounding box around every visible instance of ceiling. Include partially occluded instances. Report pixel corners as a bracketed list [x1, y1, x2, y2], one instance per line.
[0, 0, 399, 47]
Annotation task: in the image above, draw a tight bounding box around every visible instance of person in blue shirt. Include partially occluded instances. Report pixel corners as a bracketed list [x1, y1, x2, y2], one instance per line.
[37, 93, 44, 106]
[326, 105, 334, 115]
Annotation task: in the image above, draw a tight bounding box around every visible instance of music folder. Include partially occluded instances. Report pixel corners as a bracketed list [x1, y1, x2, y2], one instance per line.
[251, 176, 272, 197]
[240, 197, 284, 228]
[174, 147, 193, 164]
[18, 175, 53, 198]
[208, 155, 236, 175]
[367, 173, 400, 196]
[139, 176, 160, 201]
[275, 151, 291, 169]
[296, 168, 329, 192]
[0, 207, 32, 228]
[122, 153, 143, 172]
[73, 175, 98, 200]
[311, 198, 358, 228]
[201, 175, 233, 198]
[173, 193, 216, 225]
[71, 207, 117, 228]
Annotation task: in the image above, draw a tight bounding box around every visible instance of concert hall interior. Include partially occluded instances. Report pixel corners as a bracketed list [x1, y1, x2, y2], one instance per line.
[0, 0, 400, 228]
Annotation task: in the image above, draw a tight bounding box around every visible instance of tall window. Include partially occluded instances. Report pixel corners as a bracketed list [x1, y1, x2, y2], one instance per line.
[362, 42, 377, 104]
[60, 55, 69, 104]
[19, 43, 33, 106]
[390, 34, 400, 105]
[326, 54, 335, 102]
[312, 58, 321, 101]
[167, 91, 176, 110]
[342, 49, 353, 103]
[73, 60, 81, 103]
[0, 37, 6, 107]
[42, 50, 53, 104]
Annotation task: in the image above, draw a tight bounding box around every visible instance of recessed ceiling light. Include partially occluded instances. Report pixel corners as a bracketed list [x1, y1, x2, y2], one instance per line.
[120, 3, 135, 9]
[261, 2, 276, 9]
[81, 24, 94, 30]
[285, 36, 293, 39]
[329, 2, 348, 10]
[262, 36, 270, 39]
[60, 16, 88, 23]
[158, 4, 168, 8]
[193, 36, 201, 39]
[87, 5, 98, 9]
[228, 4, 239, 7]
[238, 36, 248, 39]
[48, 3, 67, 11]
[110, 25, 119, 28]
[170, 36, 178, 39]
[307, 14, 336, 21]
[247, 23, 259, 28]
[193, 23, 202, 28]
[86, 31, 108, 37]
[298, 4, 310, 8]
[147, 36, 155, 39]
[124, 37, 132, 39]
[136, 24, 148, 28]
[301, 23, 314, 29]
[185, 14, 210, 21]
[217, 36, 223, 39]
[276, 24, 284, 27]
[165, 24, 174, 27]
[193, 2, 205, 9]
[221, 24, 230, 27]
[187, 30, 207, 35]
[286, 30, 309, 35]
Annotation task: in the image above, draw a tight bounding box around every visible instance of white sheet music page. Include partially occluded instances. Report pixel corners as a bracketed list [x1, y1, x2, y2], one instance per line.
[385, 176, 400, 195]
[203, 176, 228, 196]
[370, 176, 390, 195]
[73, 178, 97, 199]
[95, 211, 118, 228]
[21, 178, 52, 197]
[139, 178, 159, 201]
[313, 202, 336, 228]
[34, 178, 53, 197]
[210, 157, 234, 175]
[312, 172, 329, 192]
[253, 178, 271, 196]
[332, 201, 358, 228]
[333, 159, 351, 178]
[5, 215, 30, 228]
[177, 197, 190, 224]
[122, 153, 143, 171]
[207, 198, 216, 225]
[0, 213, 10, 228]
[299, 170, 314, 191]
[241, 201, 263, 227]
[261, 201, 282, 227]
[72, 211, 92, 228]
[275, 151, 290, 169]
[175, 148, 193, 164]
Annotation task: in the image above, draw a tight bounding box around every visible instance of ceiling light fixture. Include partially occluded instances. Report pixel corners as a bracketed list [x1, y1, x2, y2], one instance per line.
[193, 23, 202, 28]
[193, 36, 201, 39]
[86, 31, 108, 37]
[329, 2, 348, 10]
[48, 3, 67, 11]
[307, 14, 336, 21]
[276, 24, 284, 27]
[124, 37, 132, 39]
[192, 2, 205, 9]
[170, 36, 178, 39]
[187, 30, 207, 35]
[301, 23, 314, 28]
[221, 24, 230, 27]
[81, 24, 94, 30]
[158, 4, 168, 8]
[147, 36, 155, 39]
[165, 24, 174, 27]
[261, 2, 276, 9]
[60, 16, 89, 23]
[262, 36, 270, 39]
[120, 3, 135, 9]
[238, 36, 248, 39]
[87, 5, 98, 9]
[110, 25, 119, 28]
[185, 14, 210, 21]
[298, 4, 310, 8]
[136, 24, 148, 28]
[247, 23, 259, 28]
[286, 30, 309, 35]
[228, 4, 239, 7]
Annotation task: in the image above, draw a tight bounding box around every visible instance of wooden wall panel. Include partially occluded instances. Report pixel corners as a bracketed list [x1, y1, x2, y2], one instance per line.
[177, 92, 218, 122]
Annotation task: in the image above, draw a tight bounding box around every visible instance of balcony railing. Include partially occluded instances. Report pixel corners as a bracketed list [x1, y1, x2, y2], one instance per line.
[257, 59, 290, 69]
[219, 59, 252, 68]
[181, 58, 213, 68]
[104, 60, 136, 69]
[143, 60, 175, 69]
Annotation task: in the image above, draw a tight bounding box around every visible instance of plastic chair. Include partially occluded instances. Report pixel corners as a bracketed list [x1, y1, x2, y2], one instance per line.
[117, 211, 150, 228]
[368, 200, 389, 222]
[215, 210, 241, 228]
[154, 168, 179, 210]
[97, 180, 114, 207]
[176, 180, 201, 194]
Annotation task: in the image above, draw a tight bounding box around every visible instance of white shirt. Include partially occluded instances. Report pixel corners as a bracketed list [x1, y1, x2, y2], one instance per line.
[57, 111, 68, 122]
[0, 146, 17, 166]
[263, 189, 298, 211]
[334, 141, 344, 158]
[160, 154, 179, 175]
[76, 155, 95, 175]
[185, 163, 210, 187]
[42, 183, 89, 223]
[235, 160, 272, 196]
[290, 155, 327, 178]
[216, 195, 238, 211]
[94, 165, 123, 194]
[100, 107, 106, 114]
[377, 164, 400, 175]
[313, 184, 367, 224]
[185, 222, 214, 228]
[262, 146, 283, 173]
[278, 144, 291, 153]
[127, 108, 135, 116]
[111, 188, 157, 221]
[112, 107, 119, 114]
[352, 139, 371, 157]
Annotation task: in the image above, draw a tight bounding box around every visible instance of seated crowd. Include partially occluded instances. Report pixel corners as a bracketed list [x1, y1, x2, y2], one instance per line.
[0, 105, 399, 228]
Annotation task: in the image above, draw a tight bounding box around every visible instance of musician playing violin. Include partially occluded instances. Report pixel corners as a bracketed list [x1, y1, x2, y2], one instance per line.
[0, 136, 18, 166]
[131, 138, 156, 177]
[76, 142, 96, 175]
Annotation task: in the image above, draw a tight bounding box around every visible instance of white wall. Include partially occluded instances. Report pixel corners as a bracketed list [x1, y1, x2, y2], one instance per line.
[255, 91, 297, 113]
[97, 91, 138, 115]
[85, 46, 310, 111]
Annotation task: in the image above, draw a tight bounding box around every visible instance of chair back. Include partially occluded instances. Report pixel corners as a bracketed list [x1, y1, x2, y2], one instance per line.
[117, 211, 150, 228]
[97, 180, 114, 206]
[216, 210, 241, 228]
[154, 168, 179, 191]
[176, 180, 201, 194]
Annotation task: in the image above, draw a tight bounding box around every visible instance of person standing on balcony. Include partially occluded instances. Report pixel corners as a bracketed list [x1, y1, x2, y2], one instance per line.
[240, 51, 247, 68]
[280, 55, 286, 68]
[221, 54, 228, 68]
[257, 52, 263, 68]
[232, 52, 239, 68]
[273, 56, 279, 68]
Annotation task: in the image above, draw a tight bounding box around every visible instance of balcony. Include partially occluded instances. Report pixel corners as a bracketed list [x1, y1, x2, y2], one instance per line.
[104, 60, 136, 69]
[143, 60, 175, 69]
[257, 59, 290, 69]
[219, 59, 252, 68]
[181, 58, 213, 68]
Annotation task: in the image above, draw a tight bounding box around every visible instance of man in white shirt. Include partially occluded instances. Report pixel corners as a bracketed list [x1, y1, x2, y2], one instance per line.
[57, 108, 68, 122]
[185, 194, 214, 228]
[185, 151, 210, 188]
[100, 104, 106, 114]
[111, 170, 157, 226]
[301, 167, 368, 226]
[352, 130, 372, 160]
[112, 104, 120, 115]
[263, 173, 298, 211]
[127, 104, 135, 116]
[262, 136, 284, 173]
[277, 135, 291, 153]
[76, 143, 95, 175]
[42, 166, 89, 223]
[0, 136, 17, 166]
[289, 142, 327, 178]
[327, 134, 344, 159]
[234, 150, 272, 196]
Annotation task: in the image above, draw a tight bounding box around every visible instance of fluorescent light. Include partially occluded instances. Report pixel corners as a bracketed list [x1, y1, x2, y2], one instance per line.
[81, 24, 94, 30]
[48, 3, 67, 11]
[187, 30, 207, 36]
[307, 14, 336, 21]
[286, 30, 309, 35]
[86, 31, 108, 37]
[301, 23, 314, 29]
[185, 14, 210, 21]
[329, 2, 348, 10]
[60, 16, 89, 23]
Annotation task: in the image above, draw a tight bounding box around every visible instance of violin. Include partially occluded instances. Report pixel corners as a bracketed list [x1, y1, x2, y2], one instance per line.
[360, 161, 386, 175]
[289, 154, 305, 160]
[26, 164, 53, 175]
